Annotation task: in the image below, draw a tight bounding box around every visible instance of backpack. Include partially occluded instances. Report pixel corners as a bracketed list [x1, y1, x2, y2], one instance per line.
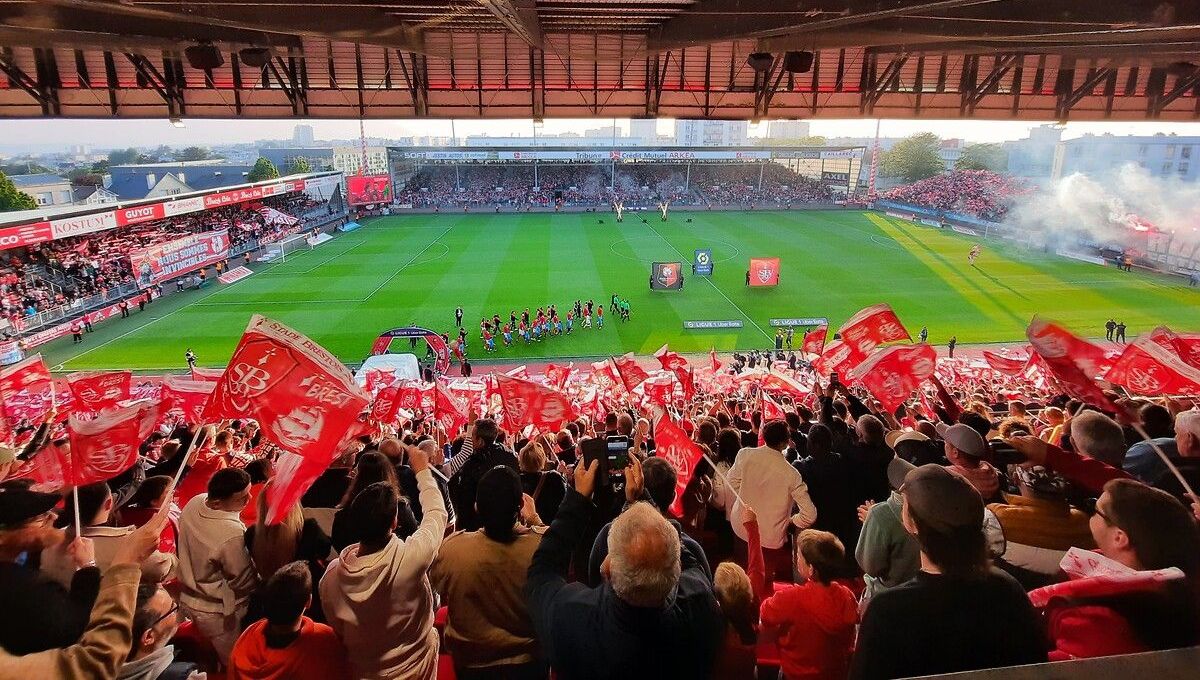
[449, 442, 518, 531]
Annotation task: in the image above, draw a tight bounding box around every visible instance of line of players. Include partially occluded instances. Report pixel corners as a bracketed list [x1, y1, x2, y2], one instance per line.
[453, 296, 633, 353]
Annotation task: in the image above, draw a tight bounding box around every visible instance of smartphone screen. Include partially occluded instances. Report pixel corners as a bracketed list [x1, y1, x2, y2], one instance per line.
[606, 436, 630, 475]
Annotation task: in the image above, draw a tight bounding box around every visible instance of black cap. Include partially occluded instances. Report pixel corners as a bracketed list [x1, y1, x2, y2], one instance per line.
[0, 480, 61, 530]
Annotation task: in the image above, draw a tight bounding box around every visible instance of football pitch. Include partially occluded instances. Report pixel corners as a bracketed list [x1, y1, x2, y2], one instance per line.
[39, 210, 1200, 372]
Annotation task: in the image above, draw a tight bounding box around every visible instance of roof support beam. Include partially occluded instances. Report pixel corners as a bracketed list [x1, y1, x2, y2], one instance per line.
[123, 51, 184, 117]
[960, 52, 1019, 115]
[860, 53, 908, 115]
[0, 48, 59, 115]
[267, 55, 308, 116]
[476, 0, 543, 49]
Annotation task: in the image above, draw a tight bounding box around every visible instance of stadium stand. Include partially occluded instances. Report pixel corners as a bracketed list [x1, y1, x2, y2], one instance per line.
[882, 170, 1033, 221]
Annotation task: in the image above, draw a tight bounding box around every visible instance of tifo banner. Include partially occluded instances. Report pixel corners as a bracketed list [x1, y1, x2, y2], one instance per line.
[257, 206, 299, 227]
[346, 174, 393, 206]
[130, 229, 230, 288]
[650, 262, 684, 290]
[218, 266, 254, 285]
[693, 249, 713, 276]
[748, 257, 780, 287]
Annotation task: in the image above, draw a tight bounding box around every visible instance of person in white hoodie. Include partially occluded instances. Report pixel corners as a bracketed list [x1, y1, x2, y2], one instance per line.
[320, 443, 448, 680]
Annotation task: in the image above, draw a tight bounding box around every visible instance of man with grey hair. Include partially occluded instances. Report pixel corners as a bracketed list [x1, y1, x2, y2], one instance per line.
[1068, 410, 1128, 468]
[526, 459, 723, 678]
[1154, 410, 1200, 502]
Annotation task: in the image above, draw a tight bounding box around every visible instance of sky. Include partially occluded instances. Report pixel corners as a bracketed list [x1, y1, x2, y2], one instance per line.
[4, 117, 1200, 153]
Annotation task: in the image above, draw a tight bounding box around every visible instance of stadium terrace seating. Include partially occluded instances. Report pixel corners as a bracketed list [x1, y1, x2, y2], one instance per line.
[883, 169, 1032, 220]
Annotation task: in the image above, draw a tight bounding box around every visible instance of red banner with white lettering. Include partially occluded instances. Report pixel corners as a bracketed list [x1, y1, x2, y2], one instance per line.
[652, 409, 705, 518]
[1027, 318, 1126, 418]
[1104, 335, 1200, 395]
[849, 344, 939, 413]
[836, 304, 910, 357]
[158, 376, 216, 425]
[495, 375, 578, 432]
[611, 353, 650, 392]
[129, 229, 230, 289]
[66, 371, 132, 413]
[802, 325, 827, 356]
[68, 400, 160, 486]
[982, 351, 1028, 376]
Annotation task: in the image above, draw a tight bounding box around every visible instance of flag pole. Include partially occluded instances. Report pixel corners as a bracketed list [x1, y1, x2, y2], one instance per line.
[72, 485, 82, 537]
[170, 424, 208, 491]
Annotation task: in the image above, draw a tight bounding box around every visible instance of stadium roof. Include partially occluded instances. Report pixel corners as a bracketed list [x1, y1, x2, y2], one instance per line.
[0, 2, 1199, 121]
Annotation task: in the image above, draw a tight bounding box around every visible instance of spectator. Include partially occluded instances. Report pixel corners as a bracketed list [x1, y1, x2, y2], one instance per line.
[518, 439, 567, 525]
[177, 468, 260, 664]
[1070, 410, 1129, 468]
[728, 419, 817, 579]
[446, 419, 519, 532]
[63, 481, 176, 582]
[330, 451, 418, 552]
[942, 423, 1001, 501]
[1149, 410, 1200, 501]
[525, 459, 724, 678]
[988, 465, 1095, 587]
[760, 529, 859, 680]
[1123, 404, 1179, 482]
[432, 466, 546, 679]
[855, 457, 921, 610]
[850, 465, 1048, 679]
[230, 562, 350, 680]
[844, 414, 893, 504]
[794, 423, 858, 557]
[244, 482, 332, 623]
[116, 583, 201, 680]
[319, 444, 448, 679]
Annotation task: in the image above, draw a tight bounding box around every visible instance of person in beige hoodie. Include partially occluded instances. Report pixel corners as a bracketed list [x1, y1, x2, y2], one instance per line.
[65, 482, 176, 583]
[320, 444, 448, 680]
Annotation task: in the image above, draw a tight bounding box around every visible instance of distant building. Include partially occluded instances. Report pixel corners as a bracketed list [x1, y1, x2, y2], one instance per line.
[331, 146, 389, 176]
[9, 173, 73, 207]
[938, 138, 965, 172]
[1052, 133, 1200, 182]
[463, 136, 635, 148]
[674, 120, 749, 147]
[584, 125, 621, 139]
[293, 124, 315, 146]
[260, 147, 335, 174]
[1001, 125, 1062, 183]
[71, 185, 119, 206]
[106, 161, 253, 200]
[629, 119, 658, 144]
[767, 120, 811, 140]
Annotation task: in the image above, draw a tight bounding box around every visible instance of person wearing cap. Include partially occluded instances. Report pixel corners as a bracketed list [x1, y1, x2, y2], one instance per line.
[987, 465, 1095, 588]
[886, 429, 945, 467]
[942, 423, 1002, 502]
[854, 457, 921, 612]
[432, 466, 546, 678]
[850, 465, 1047, 680]
[0, 480, 102, 656]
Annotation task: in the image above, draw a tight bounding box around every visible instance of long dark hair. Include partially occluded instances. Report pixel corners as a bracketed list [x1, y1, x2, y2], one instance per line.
[339, 451, 400, 508]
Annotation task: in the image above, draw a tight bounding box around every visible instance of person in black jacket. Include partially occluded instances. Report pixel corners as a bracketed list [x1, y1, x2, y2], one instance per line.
[0, 480, 100, 655]
[526, 459, 724, 680]
[794, 424, 859, 565]
[330, 451, 419, 552]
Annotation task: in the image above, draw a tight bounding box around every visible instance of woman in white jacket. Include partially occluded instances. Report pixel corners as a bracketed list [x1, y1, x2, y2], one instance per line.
[319, 445, 448, 680]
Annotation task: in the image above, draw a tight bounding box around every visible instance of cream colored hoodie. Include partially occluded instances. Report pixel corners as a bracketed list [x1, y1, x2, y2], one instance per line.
[319, 469, 448, 680]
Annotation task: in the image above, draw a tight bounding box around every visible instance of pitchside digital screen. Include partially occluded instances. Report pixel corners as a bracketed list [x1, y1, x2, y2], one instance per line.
[651, 262, 684, 290]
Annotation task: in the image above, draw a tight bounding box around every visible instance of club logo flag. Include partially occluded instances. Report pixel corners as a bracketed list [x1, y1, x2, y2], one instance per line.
[1027, 318, 1126, 418]
[434, 383, 470, 435]
[748, 257, 780, 287]
[543, 363, 572, 389]
[203, 315, 371, 515]
[642, 372, 676, 407]
[370, 385, 407, 424]
[0, 354, 54, 436]
[802, 325, 827, 356]
[837, 304, 910, 357]
[982, 351, 1028, 376]
[654, 344, 689, 372]
[813, 340, 864, 382]
[762, 392, 786, 422]
[67, 371, 132, 413]
[159, 376, 216, 425]
[1148, 326, 1200, 370]
[1104, 335, 1200, 395]
[495, 375, 578, 432]
[394, 381, 434, 414]
[849, 344, 938, 413]
[68, 400, 159, 486]
[652, 409, 705, 518]
[611, 353, 650, 392]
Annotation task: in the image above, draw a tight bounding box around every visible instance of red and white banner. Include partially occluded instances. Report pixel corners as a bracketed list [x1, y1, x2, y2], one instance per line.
[837, 303, 910, 357]
[257, 206, 299, 227]
[218, 266, 254, 285]
[0, 220, 54, 250]
[642, 372, 676, 407]
[396, 381, 435, 414]
[0, 354, 54, 433]
[1104, 335, 1200, 395]
[748, 257, 780, 287]
[68, 400, 159, 486]
[1027, 318, 1125, 417]
[495, 375, 577, 432]
[849, 343, 938, 412]
[115, 203, 166, 228]
[189, 366, 225, 382]
[370, 385, 404, 424]
[813, 340, 865, 381]
[66, 371, 132, 413]
[1148, 326, 1200, 370]
[982, 351, 1028, 376]
[802, 325, 827, 356]
[202, 315, 370, 522]
[159, 375, 216, 424]
[654, 344, 689, 372]
[611, 353, 650, 392]
[433, 383, 470, 434]
[758, 370, 809, 398]
[543, 363, 572, 390]
[652, 409, 704, 518]
[762, 392, 787, 422]
[130, 229, 230, 288]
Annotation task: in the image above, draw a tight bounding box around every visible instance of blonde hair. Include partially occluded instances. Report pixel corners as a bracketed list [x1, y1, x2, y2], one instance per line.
[714, 562, 756, 644]
[519, 441, 546, 473]
[251, 481, 303, 580]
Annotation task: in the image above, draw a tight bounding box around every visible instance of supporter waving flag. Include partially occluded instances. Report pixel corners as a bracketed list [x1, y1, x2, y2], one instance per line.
[652, 408, 704, 518]
[434, 382, 470, 435]
[0, 354, 54, 437]
[1104, 334, 1200, 396]
[982, 351, 1028, 376]
[611, 352, 650, 392]
[495, 374, 578, 432]
[802, 325, 828, 356]
[813, 340, 864, 382]
[848, 344, 938, 413]
[68, 399, 160, 486]
[762, 392, 787, 422]
[1027, 318, 1126, 417]
[66, 370, 132, 413]
[642, 372, 676, 407]
[654, 344, 689, 372]
[836, 303, 910, 357]
[396, 380, 435, 414]
[370, 384, 403, 424]
[158, 375, 216, 425]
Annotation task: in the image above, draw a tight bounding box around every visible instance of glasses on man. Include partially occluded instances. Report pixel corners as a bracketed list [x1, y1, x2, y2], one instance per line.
[152, 602, 188, 628]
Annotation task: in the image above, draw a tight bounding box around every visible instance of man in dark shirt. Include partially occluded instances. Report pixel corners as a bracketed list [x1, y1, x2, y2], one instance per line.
[851, 465, 1048, 679]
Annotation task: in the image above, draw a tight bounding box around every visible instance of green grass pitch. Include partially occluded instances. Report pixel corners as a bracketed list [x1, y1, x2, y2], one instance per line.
[39, 210, 1200, 372]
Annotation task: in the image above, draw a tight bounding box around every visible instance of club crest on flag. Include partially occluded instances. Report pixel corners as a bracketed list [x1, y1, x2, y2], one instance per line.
[757, 266, 773, 283]
[657, 263, 678, 288]
[222, 338, 299, 412]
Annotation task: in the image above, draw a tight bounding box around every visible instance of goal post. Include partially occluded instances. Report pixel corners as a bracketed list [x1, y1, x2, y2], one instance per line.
[263, 234, 311, 263]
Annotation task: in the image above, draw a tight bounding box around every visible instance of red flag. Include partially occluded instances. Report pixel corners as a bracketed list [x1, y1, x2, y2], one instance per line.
[802, 325, 828, 356]
[1148, 326, 1200, 370]
[395, 380, 434, 414]
[189, 366, 225, 382]
[0, 354, 54, 429]
[654, 344, 689, 372]
[67, 371, 132, 413]
[1027, 318, 1126, 416]
[1105, 335, 1200, 395]
[495, 375, 578, 432]
[505, 365, 530, 381]
[159, 375, 216, 425]
[611, 353, 650, 392]
[748, 257, 780, 286]
[677, 366, 696, 401]
[370, 385, 403, 424]
[203, 315, 370, 522]
[813, 340, 865, 382]
[759, 371, 808, 398]
[434, 383, 470, 435]
[643, 372, 676, 407]
[543, 363, 572, 389]
[710, 347, 722, 373]
[837, 304, 910, 357]
[762, 392, 786, 422]
[652, 409, 705, 517]
[68, 400, 159, 486]
[982, 351, 1028, 376]
[849, 344, 938, 413]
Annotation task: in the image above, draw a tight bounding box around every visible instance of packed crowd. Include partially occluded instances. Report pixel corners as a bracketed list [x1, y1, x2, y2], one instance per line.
[2, 332, 1199, 680]
[882, 170, 1031, 221]
[692, 164, 835, 206]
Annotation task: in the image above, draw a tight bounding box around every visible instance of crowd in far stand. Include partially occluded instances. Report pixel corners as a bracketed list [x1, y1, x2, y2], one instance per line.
[692, 164, 834, 207]
[2, 341, 1199, 679]
[883, 170, 1031, 221]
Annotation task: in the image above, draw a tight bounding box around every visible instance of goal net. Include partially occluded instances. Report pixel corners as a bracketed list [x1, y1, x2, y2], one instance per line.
[261, 234, 310, 263]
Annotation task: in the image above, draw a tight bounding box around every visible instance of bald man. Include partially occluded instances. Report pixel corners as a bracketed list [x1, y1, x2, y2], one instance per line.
[525, 459, 723, 678]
